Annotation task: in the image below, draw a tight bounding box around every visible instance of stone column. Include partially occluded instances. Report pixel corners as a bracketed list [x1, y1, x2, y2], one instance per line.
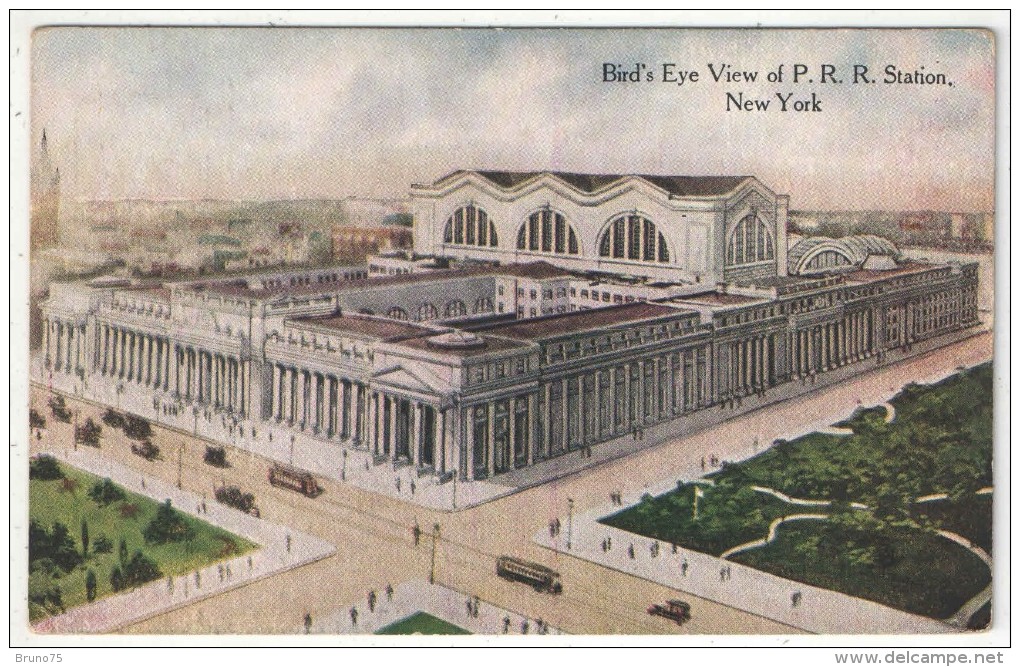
[508, 397, 517, 469]
[412, 402, 422, 468]
[487, 401, 496, 476]
[465, 406, 475, 481]
[389, 396, 398, 459]
[527, 392, 537, 466]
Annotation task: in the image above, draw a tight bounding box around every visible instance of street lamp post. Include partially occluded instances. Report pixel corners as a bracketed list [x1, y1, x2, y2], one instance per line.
[341, 449, 347, 481]
[566, 498, 574, 550]
[177, 443, 184, 490]
[289, 435, 295, 465]
[429, 523, 440, 584]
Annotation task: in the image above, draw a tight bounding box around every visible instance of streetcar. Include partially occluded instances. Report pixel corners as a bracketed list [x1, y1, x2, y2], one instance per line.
[496, 555, 563, 594]
[647, 599, 692, 625]
[268, 463, 321, 497]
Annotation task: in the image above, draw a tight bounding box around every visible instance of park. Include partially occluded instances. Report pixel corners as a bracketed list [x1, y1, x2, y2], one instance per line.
[28, 456, 256, 622]
[601, 363, 993, 622]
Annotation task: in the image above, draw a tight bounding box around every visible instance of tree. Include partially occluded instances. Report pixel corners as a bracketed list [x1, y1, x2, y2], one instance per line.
[88, 478, 126, 506]
[123, 550, 162, 588]
[85, 569, 97, 602]
[119, 538, 129, 569]
[29, 455, 64, 480]
[80, 519, 89, 557]
[144, 499, 195, 544]
[204, 446, 228, 468]
[110, 566, 125, 593]
[29, 408, 46, 429]
[101, 408, 125, 429]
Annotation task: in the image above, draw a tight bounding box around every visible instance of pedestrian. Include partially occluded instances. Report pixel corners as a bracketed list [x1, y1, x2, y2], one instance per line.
[671, 543, 677, 555]
[304, 612, 312, 634]
[201, 500, 207, 513]
[195, 571, 201, 589]
[350, 607, 358, 627]
[247, 556, 253, 572]
[791, 591, 801, 608]
[225, 563, 231, 579]
[628, 544, 635, 559]
[549, 521, 556, 538]
[606, 536, 611, 550]
[681, 560, 688, 576]
[466, 597, 473, 617]
[413, 523, 421, 546]
[167, 576, 174, 594]
[700, 456, 705, 471]
[410, 479, 416, 495]
[503, 615, 511, 634]
[473, 596, 480, 618]
[726, 565, 732, 580]
[218, 564, 224, 581]
[395, 477, 401, 493]
[521, 619, 530, 634]
[141, 477, 146, 489]
[286, 534, 291, 553]
[720, 566, 726, 582]
[385, 584, 394, 601]
[368, 590, 376, 612]
[555, 518, 561, 534]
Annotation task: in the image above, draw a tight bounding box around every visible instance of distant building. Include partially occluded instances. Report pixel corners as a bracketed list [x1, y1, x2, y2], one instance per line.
[332, 226, 413, 262]
[30, 130, 61, 250]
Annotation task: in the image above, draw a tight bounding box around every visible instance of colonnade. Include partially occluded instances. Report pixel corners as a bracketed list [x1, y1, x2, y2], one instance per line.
[43, 318, 85, 375]
[94, 322, 174, 392]
[174, 345, 246, 415]
[790, 309, 874, 377]
[724, 333, 777, 396]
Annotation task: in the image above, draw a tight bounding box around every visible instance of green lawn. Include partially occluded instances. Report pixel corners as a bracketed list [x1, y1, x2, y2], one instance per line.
[600, 363, 994, 620]
[731, 521, 990, 619]
[29, 462, 257, 621]
[375, 612, 471, 635]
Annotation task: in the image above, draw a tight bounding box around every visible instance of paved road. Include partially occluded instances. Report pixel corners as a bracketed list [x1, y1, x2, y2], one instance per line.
[25, 331, 992, 635]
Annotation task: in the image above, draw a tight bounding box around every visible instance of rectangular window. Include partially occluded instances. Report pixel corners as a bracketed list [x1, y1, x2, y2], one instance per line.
[581, 289, 588, 298]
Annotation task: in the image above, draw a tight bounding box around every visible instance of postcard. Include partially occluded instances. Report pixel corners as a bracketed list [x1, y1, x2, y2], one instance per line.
[10, 10, 1007, 656]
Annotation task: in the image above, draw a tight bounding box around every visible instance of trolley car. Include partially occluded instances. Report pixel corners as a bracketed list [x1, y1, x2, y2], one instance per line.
[268, 463, 321, 497]
[496, 556, 563, 594]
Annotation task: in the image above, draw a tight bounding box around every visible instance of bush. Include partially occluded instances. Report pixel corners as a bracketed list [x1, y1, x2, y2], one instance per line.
[29, 455, 64, 480]
[101, 408, 125, 429]
[123, 550, 162, 588]
[215, 485, 256, 514]
[85, 569, 97, 602]
[204, 445, 228, 468]
[88, 478, 125, 506]
[92, 535, 113, 554]
[143, 499, 195, 544]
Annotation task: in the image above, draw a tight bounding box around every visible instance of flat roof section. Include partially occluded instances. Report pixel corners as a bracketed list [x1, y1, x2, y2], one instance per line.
[673, 291, 765, 307]
[292, 313, 436, 341]
[473, 302, 686, 341]
[842, 262, 937, 284]
[395, 332, 531, 358]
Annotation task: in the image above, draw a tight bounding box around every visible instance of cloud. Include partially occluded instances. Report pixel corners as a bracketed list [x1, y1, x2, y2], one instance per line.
[30, 27, 995, 211]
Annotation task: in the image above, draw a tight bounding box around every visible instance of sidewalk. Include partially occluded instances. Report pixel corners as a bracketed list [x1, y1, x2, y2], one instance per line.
[297, 579, 563, 636]
[30, 448, 336, 635]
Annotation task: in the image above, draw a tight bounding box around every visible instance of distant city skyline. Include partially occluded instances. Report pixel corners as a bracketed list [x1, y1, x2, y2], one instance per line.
[32, 27, 995, 211]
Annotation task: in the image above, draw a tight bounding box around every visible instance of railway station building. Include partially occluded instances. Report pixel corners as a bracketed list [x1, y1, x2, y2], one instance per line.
[38, 170, 981, 485]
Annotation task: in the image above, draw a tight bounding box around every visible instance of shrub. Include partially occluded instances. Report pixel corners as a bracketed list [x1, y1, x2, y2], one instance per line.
[204, 445, 228, 468]
[92, 535, 113, 554]
[29, 455, 64, 480]
[119, 503, 140, 519]
[122, 550, 162, 588]
[85, 569, 97, 602]
[88, 478, 125, 506]
[143, 499, 195, 544]
[48, 396, 71, 422]
[28, 520, 82, 573]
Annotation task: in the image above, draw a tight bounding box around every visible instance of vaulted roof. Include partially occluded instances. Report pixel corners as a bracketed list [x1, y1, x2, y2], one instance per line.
[432, 170, 751, 199]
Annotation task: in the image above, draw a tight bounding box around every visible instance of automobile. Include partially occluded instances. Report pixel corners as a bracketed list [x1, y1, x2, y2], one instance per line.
[647, 599, 692, 625]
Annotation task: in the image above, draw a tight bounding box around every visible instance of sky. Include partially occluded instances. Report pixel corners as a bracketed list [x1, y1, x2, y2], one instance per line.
[31, 27, 995, 210]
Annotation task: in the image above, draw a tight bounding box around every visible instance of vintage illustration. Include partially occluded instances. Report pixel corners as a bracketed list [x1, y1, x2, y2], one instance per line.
[18, 23, 996, 640]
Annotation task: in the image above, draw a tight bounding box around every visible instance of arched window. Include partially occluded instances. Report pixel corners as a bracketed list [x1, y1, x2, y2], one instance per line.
[473, 297, 494, 314]
[806, 250, 852, 270]
[726, 215, 775, 265]
[387, 307, 408, 321]
[443, 205, 498, 248]
[516, 210, 579, 255]
[444, 300, 467, 317]
[417, 303, 439, 321]
[597, 214, 670, 263]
